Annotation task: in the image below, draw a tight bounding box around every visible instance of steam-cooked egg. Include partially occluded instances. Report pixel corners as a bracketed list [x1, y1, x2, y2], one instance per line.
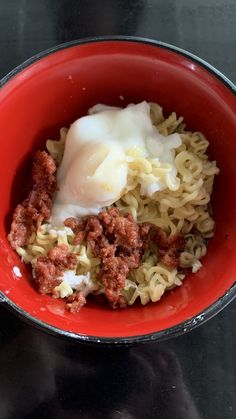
[57, 141, 127, 207]
[51, 101, 181, 226]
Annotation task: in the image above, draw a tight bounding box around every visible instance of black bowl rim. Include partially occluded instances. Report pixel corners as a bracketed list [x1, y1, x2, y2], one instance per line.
[0, 35, 236, 346]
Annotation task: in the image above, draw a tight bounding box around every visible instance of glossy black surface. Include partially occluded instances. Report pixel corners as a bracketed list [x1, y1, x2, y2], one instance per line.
[0, 1, 236, 418]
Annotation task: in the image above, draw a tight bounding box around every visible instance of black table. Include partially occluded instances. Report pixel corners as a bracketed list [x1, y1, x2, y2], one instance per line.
[0, 2, 235, 418]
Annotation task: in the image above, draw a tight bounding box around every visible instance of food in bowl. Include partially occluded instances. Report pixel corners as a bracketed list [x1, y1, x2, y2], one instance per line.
[8, 100, 219, 312]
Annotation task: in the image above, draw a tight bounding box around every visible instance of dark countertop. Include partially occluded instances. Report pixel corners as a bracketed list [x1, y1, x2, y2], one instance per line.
[0, 1, 235, 418]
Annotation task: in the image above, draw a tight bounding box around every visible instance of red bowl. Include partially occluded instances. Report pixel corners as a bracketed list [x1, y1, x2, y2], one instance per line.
[0, 37, 236, 344]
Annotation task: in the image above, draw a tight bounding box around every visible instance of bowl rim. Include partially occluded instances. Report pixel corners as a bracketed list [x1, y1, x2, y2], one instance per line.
[1, 35, 236, 345]
[1, 35, 235, 93]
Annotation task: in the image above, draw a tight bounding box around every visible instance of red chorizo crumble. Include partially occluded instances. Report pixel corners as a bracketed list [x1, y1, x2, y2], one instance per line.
[34, 244, 77, 295]
[8, 151, 57, 249]
[154, 229, 185, 269]
[65, 208, 153, 308]
[65, 292, 86, 313]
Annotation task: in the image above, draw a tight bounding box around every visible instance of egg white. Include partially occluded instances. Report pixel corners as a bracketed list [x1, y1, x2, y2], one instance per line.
[51, 101, 181, 227]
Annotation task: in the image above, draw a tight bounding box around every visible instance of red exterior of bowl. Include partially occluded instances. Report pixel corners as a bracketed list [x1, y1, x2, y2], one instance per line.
[0, 38, 236, 343]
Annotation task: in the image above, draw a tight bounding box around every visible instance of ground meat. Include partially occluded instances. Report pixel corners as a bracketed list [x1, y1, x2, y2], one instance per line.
[64, 217, 80, 231]
[8, 151, 57, 249]
[34, 244, 77, 295]
[65, 292, 87, 313]
[64, 218, 87, 245]
[8, 204, 35, 250]
[31, 150, 57, 190]
[47, 245, 77, 269]
[65, 208, 153, 308]
[154, 229, 185, 269]
[99, 209, 141, 247]
[34, 258, 61, 295]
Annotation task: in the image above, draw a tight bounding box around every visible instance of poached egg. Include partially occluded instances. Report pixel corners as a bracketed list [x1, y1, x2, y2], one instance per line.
[51, 101, 181, 226]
